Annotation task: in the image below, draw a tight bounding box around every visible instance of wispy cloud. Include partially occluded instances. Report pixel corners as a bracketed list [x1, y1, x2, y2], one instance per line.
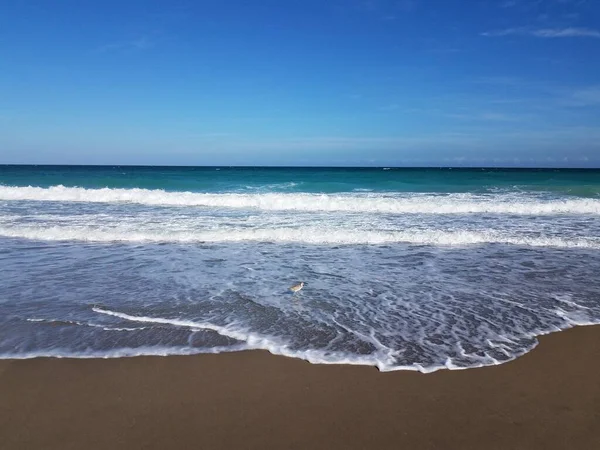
[497, 0, 546, 11]
[347, 0, 418, 19]
[532, 27, 600, 37]
[564, 86, 600, 106]
[427, 47, 464, 54]
[216, 126, 600, 164]
[195, 133, 235, 138]
[228, 134, 485, 152]
[471, 79, 600, 109]
[472, 76, 524, 86]
[445, 112, 529, 122]
[96, 36, 153, 53]
[482, 27, 600, 38]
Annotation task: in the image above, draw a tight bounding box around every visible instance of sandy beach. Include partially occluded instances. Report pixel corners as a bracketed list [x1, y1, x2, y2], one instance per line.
[0, 326, 599, 450]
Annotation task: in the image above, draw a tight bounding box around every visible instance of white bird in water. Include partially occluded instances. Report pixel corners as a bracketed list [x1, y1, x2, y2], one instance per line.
[289, 282, 305, 293]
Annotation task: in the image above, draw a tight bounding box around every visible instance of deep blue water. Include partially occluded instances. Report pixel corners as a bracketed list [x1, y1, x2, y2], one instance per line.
[1, 165, 599, 371]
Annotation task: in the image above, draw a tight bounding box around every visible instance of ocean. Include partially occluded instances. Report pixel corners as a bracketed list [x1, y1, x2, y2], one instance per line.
[1, 165, 599, 372]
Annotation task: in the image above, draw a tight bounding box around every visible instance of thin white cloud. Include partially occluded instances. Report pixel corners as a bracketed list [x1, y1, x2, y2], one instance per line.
[565, 86, 600, 106]
[482, 27, 600, 38]
[497, 0, 545, 11]
[472, 76, 524, 86]
[445, 112, 528, 122]
[532, 27, 600, 37]
[378, 104, 400, 111]
[227, 134, 486, 152]
[195, 133, 235, 138]
[96, 37, 153, 53]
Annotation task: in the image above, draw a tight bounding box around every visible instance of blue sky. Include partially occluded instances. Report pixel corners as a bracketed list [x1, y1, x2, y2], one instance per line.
[1, 0, 599, 167]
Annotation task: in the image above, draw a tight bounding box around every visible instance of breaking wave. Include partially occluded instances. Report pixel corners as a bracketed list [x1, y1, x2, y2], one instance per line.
[1, 225, 599, 248]
[2, 185, 600, 215]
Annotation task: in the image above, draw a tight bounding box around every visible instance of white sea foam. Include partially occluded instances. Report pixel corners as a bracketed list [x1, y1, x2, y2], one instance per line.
[2, 225, 599, 248]
[92, 308, 423, 372]
[1, 185, 599, 215]
[5, 305, 598, 372]
[92, 307, 242, 338]
[0, 344, 249, 360]
[91, 307, 598, 373]
[26, 317, 147, 331]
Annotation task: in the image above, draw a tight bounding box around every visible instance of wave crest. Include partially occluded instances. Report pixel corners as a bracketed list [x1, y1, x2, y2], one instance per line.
[1, 225, 598, 248]
[1, 185, 599, 215]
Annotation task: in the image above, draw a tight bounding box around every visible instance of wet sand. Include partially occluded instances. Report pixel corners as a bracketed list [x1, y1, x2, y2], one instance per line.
[1, 326, 599, 450]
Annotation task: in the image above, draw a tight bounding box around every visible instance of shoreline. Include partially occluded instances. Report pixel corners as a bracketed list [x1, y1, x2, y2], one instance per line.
[1, 325, 600, 449]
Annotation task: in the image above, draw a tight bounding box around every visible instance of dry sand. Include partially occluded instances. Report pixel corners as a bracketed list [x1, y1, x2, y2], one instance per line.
[1, 326, 600, 450]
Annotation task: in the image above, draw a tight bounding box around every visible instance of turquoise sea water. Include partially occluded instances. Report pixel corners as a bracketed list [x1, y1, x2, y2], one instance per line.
[1, 165, 599, 371]
[2, 165, 600, 195]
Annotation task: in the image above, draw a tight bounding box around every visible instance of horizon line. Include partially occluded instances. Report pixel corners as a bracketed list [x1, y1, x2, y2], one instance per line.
[1, 164, 599, 170]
